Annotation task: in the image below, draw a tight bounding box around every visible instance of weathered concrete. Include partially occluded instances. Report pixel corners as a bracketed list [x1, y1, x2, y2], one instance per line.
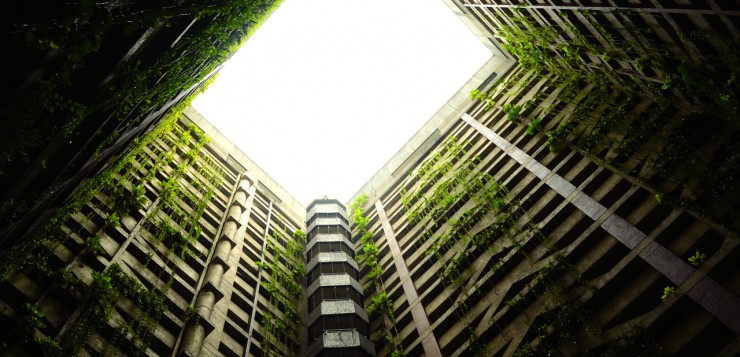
[461, 112, 740, 335]
[375, 199, 442, 357]
[306, 252, 359, 272]
[307, 274, 364, 298]
[308, 330, 375, 357]
[307, 300, 369, 325]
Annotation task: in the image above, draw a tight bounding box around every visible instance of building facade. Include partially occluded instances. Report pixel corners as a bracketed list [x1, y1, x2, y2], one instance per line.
[0, 0, 283, 265]
[0, 106, 307, 357]
[348, 92, 740, 355]
[348, 1, 740, 355]
[1, 1, 739, 357]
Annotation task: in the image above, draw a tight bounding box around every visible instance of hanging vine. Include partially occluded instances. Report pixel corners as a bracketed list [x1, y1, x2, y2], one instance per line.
[257, 226, 305, 356]
[0, 94, 225, 355]
[351, 195, 405, 357]
[474, 8, 740, 231]
[400, 136, 544, 354]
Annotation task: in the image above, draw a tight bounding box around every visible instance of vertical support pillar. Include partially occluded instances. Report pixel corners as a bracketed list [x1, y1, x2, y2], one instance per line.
[461, 112, 740, 335]
[244, 200, 273, 356]
[179, 178, 251, 356]
[375, 200, 442, 357]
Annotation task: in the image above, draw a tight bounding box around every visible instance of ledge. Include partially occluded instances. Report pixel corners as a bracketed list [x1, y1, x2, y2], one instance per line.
[307, 199, 346, 214]
[307, 299, 369, 325]
[306, 234, 355, 253]
[307, 217, 350, 236]
[306, 252, 359, 272]
[308, 329, 375, 357]
[307, 273, 364, 297]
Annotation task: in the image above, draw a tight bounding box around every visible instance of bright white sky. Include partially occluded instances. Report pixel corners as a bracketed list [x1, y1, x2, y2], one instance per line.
[192, 0, 490, 206]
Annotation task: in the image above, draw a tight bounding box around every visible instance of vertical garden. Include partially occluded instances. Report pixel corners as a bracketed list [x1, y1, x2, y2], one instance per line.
[0, 99, 231, 355]
[0, 0, 284, 251]
[471, 6, 740, 232]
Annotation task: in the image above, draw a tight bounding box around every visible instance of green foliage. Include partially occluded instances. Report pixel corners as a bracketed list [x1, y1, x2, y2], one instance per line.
[23, 303, 46, 330]
[484, 99, 496, 112]
[351, 195, 370, 235]
[661, 286, 675, 302]
[350, 194, 369, 211]
[59, 269, 118, 354]
[37, 336, 63, 354]
[0, 96, 202, 280]
[546, 131, 559, 152]
[468, 11, 740, 232]
[470, 89, 497, 111]
[442, 249, 468, 282]
[258, 225, 304, 355]
[161, 177, 178, 203]
[470, 89, 487, 100]
[390, 348, 406, 357]
[351, 194, 404, 352]
[0, 111, 218, 354]
[0, 0, 281, 232]
[261, 310, 289, 356]
[183, 305, 196, 322]
[527, 118, 541, 135]
[293, 229, 306, 241]
[688, 251, 706, 267]
[105, 212, 121, 228]
[0, 0, 282, 184]
[21, 303, 48, 344]
[505, 104, 523, 124]
[86, 235, 105, 255]
[404, 134, 587, 356]
[128, 184, 148, 210]
[661, 78, 672, 90]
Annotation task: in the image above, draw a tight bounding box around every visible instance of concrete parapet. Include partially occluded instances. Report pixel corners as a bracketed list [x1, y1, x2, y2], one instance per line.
[308, 329, 375, 357]
[307, 300, 369, 325]
[306, 252, 359, 272]
[307, 273, 364, 297]
[306, 233, 355, 252]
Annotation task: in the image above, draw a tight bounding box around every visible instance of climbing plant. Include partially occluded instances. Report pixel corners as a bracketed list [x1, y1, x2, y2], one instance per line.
[257, 226, 305, 356]
[0, 95, 225, 355]
[472, 8, 740, 231]
[397, 133, 655, 354]
[0, 0, 284, 177]
[400, 136, 544, 354]
[351, 194, 405, 356]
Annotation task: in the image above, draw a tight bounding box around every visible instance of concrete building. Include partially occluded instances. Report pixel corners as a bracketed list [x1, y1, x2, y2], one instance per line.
[0, 106, 307, 357]
[1, 0, 739, 357]
[0, 0, 283, 263]
[305, 199, 373, 356]
[346, 1, 740, 355]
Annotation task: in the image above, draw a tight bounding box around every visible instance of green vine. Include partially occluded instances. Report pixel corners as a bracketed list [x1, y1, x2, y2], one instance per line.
[351, 195, 405, 356]
[0, 97, 223, 355]
[258, 227, 305, 356]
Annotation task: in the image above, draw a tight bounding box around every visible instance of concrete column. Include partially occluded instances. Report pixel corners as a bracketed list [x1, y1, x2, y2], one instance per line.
[195, 290, 217, 318]
[178, 176, 251, 356]
[375, 200, 442, 357]
[237, 179, 250, 195]
[461, 112, 740, 335]
[179, 290, 216, 356]
[235, 190, 248, 205]
[228, 205, 242, 220]
[179, 323, 206, 357]
[213, 240, 232, 263]
[222, 220, 237, 240]
[203, 263, 225, 288]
